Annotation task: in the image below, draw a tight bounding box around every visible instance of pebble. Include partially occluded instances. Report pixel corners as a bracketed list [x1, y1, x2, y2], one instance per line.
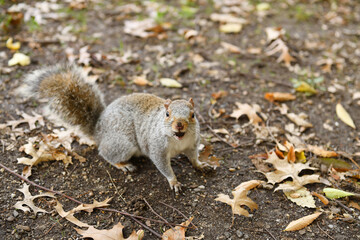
[13, 210, 19, 217]
[328, 224, 334, 229]
[299, 229, 306, 235]
[11, 193, 16, 198]
[6, 216, 15, 222]
[229, 168, 236, 172]
[236, 230, 243, 238]
[224, 232, 231, 238]
[16, 225, 30, 231]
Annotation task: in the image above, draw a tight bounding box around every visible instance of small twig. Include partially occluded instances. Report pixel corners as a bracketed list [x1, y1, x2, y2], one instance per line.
[317, 222, 335, 240]
[0, 162, 188, 238]
[144, 198, 173, 230]
[206, 125, 236, 148]
[208, 103, 216, 119]
[159, 201, 197, 229]
[265, 119, 280, 147]
[194, 109, 206, 124]
[264, 228, 277, 240]
[106, 170, 126, 203]
[41, 217, 63, 238]
[333, 199, 353, 212]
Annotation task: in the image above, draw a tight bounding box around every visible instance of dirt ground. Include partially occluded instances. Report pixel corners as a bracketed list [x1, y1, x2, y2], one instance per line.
[1, 0, 360, 239]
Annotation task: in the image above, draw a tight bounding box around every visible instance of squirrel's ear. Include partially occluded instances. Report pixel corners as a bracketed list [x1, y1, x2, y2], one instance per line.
[164, 99, 171, 110]
[189, 98, 194, 107]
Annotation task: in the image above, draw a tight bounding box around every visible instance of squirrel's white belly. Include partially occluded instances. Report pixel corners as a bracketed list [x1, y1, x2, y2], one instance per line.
[168, 135, 194, 158]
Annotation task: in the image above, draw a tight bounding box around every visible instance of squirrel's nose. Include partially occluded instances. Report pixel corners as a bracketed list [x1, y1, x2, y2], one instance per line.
[176, 122, 184, 130]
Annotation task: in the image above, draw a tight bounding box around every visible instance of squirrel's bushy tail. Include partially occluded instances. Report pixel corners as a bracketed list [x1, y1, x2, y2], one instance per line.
[17, 64, 105, 136]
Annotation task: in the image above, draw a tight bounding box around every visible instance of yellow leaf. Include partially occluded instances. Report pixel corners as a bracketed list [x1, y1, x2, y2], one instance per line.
[295, 81, 317, 94]
[284, 187, 316, 208]
[256, 3, 270, 11]
[8, 53, 31, 66]
[160, 78, 182, 88]
[336, 103, 356, 129]
[6, 38, 21, 50]
[219, 23, 242, 33]
[284, 212, 322, 231]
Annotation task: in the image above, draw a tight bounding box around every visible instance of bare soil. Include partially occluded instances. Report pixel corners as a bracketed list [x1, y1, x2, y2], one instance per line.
[1, 0, 360, 239]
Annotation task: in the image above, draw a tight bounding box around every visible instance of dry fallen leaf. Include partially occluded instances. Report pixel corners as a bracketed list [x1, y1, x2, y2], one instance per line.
[306, 145, 338, 158]
[211, 90, 228, 100]
[221, 42, 242, 54]
[199, 145, 220, 168]
[17, 136, 73, 166]
[160, 78, 182, 88]
[162, 217, 193, 240]
[215, 180, 263, 217]
[133, 75, 153, 86]
[124, 18, 159, 38]
[349, 201, 360, 211]
[75, 222, 144, 240]
[14, 184, 55, 215]
[210, 13, 248, 24]
[286, 113, 313, 129]
[262, 152, 320, 192]
[264, 92, 296, 102]
[230, 102, 263, 125]
[55, 198, 111, 227]
[266, 38, 295, 66]
[284, 212, 322, 231]
[336, 103, 356, 129]
[0, 111, 44, 130]
[265, 27, 285, 42]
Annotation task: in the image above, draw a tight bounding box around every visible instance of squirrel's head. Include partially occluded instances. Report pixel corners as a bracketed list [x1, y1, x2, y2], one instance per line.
[164, 98, 196, 140]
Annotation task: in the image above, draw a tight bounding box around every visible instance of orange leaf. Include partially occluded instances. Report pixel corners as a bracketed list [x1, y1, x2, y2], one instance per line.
[211, 90, 228, 100]
[287, 146, 295, 163]
[199, 145, 220, 168]
[349, 201, 360, 211]
[275, 147, 285, 159]
[284, 212, 322, 231]
[311, 192, 329, 205]
[264, 92, 296, 102]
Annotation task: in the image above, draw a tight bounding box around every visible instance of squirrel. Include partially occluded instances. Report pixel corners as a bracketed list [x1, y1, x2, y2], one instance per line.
[17, 64, 209, 192]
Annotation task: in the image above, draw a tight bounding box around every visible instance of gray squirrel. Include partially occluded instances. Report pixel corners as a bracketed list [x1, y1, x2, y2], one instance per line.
[17, 64, 209, 192]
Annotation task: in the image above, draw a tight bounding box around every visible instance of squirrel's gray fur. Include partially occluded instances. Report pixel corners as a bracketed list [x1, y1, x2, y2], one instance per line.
[18, 64, 206, 192]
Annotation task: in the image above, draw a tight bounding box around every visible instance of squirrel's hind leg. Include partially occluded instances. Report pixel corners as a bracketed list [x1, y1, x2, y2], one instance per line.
[98, 136, 138, 173]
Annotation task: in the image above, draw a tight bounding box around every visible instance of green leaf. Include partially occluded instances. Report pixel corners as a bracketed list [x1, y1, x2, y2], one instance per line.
[323, 188, 354, 199]
[319, 158, 352, 170]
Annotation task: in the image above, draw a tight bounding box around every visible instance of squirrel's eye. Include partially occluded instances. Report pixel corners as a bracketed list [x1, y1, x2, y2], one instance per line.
[166, 111, 169, 117]
[191, 113, 195, 118]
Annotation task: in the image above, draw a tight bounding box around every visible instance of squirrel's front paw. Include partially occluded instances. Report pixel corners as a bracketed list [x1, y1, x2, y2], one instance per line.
[168, 179, 182, 193]
[194, 161, 215, 172]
